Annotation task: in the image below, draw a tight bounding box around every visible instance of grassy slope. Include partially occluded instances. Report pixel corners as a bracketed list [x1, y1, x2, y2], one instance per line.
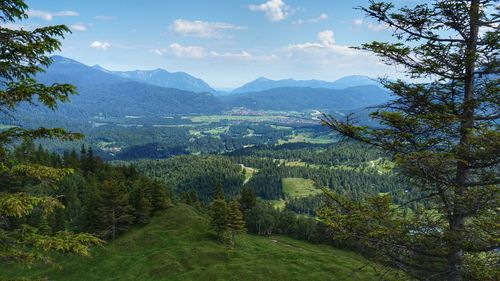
[1, 204, 379, 281]
[282, 177, 323, 199]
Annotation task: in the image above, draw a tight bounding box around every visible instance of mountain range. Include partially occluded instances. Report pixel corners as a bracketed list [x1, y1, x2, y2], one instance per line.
[10, 56, 391, 120]
[26, 56, 224, 117]
[93, 66, 218, 95]
[223, 85, 391, 111]
[231, 76, 380, 94]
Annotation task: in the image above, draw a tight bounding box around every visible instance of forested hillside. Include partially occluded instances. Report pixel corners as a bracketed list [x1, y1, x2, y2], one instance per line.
[12, 142, 172, 238]
[17, 56, 225, 118]
[222, 85, 391, 111]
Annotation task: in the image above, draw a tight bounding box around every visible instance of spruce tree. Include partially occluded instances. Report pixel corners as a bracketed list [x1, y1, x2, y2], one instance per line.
[210, 184, 230, 242]
[228, 197, 246, 247]
[239, 186, 257, 214]
[85, 147, 95, 173]
[0, 0, 102, 264]
[210, 198, 230, 242]
[320, 1, 499, 280]
[95, 180, 135, 239]
[214, 180, 225, 200]
[135, 196, 153, 224]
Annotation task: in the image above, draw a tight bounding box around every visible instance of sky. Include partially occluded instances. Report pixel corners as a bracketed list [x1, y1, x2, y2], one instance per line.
[18, 0, 416, 88]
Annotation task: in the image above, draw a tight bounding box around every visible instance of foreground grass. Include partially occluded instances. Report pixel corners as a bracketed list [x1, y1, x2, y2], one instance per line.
[1, 204, 380, 281]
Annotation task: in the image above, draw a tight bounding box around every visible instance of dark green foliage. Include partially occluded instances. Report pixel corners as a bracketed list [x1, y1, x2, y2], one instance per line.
[245, 202, 278, 236]
[133, 155, 245, 201]
[0, 0, 102, 264]
[239, 186, 257, 213]
[230, 141, 387, 166]
[286, 195, 324, 216]
[242, 157, 408, 202]
[321, 1, 499, 280]
[95, 180, 135, 239]
[210, 198, 230, 241]
[227, 198, 245, 246]
[134, 197, 153, 224]
[12, 141, 171, 239]
[244, 201, 320, 243]
[222, 85, 391, 111]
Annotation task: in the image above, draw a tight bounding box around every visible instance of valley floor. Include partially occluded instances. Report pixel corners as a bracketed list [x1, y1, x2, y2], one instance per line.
[2, 204, 380, 281]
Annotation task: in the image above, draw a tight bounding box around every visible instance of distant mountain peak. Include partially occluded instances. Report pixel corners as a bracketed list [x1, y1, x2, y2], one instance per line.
[51, 55, 82, 65]
[91, 64, 109, 72]
[110, 69, 216, 94]
[231, 75, 381, 94]
[255, 76, 271, 81]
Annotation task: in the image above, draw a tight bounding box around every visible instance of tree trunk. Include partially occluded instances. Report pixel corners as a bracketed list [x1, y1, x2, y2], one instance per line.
[448, 1, 480, 280]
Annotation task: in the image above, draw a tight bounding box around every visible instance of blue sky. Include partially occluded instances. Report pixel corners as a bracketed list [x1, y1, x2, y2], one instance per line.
[20, 0, 413, 88]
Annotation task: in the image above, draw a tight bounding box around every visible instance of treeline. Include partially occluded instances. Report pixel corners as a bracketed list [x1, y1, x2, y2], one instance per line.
[244, 164, 407, 201]
[11, 142, 172, 239]
[202, 187, 332, 246]
[229, 141, 387, 167]
[132, 142, 416, 216]
[132, 155, 245, 201]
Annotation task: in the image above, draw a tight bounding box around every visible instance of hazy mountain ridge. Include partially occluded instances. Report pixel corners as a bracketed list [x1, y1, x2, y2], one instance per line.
[8, 56, 392, 120]
[101, 68, 218, 94]
[231, 75, 381, 94]
[223, 85, 391, 111]
[25, 56, 225, 117]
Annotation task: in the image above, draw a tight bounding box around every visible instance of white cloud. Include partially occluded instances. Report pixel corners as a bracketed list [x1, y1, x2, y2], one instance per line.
[285, 30, 357, 57]
[353, 19, 363, 27]
[209, 51, 278, 61]
[211, 51, 252, 59]
[479, 24, 498, 37]
[153, 48, 168, 56]
[3, 23, 26, 30]
[169, 43, 206, 58]
[90, 41, 111, 50]
[249, 0, 290, 22]
[27, 9, 79, 21]
[318, 30, 335, 47]
[94, 15, 117, 21]
[171, 19, 246, 39]
[366, 22, 389, 32]
[351, 19, 389, 32]
[71, 24, 87, 32]
[293, 13, 328, 25]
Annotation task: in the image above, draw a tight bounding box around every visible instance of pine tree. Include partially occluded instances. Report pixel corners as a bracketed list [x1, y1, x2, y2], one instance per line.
[95, 180, 135, 239]
[135, 196, 153, 224]
[321, 1, 499, 280]
[66, 149, 80, 169]
[228, 197, 246, 247]
[80, 144, 87, 167]
[214, 181, 225, 200]
[86, 146, 95, 173]
[210, 183, 230, 242]
[239, 186, 257, 214]
[0, 0, 101, 264]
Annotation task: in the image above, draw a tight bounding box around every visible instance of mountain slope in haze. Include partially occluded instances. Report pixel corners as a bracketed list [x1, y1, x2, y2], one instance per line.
[223, 85, 391, 111]
[22, 56, 224, 118]
[98, 67, 218, 94]
[231, 75, 380, 94]
[1, 204, 380, 281]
